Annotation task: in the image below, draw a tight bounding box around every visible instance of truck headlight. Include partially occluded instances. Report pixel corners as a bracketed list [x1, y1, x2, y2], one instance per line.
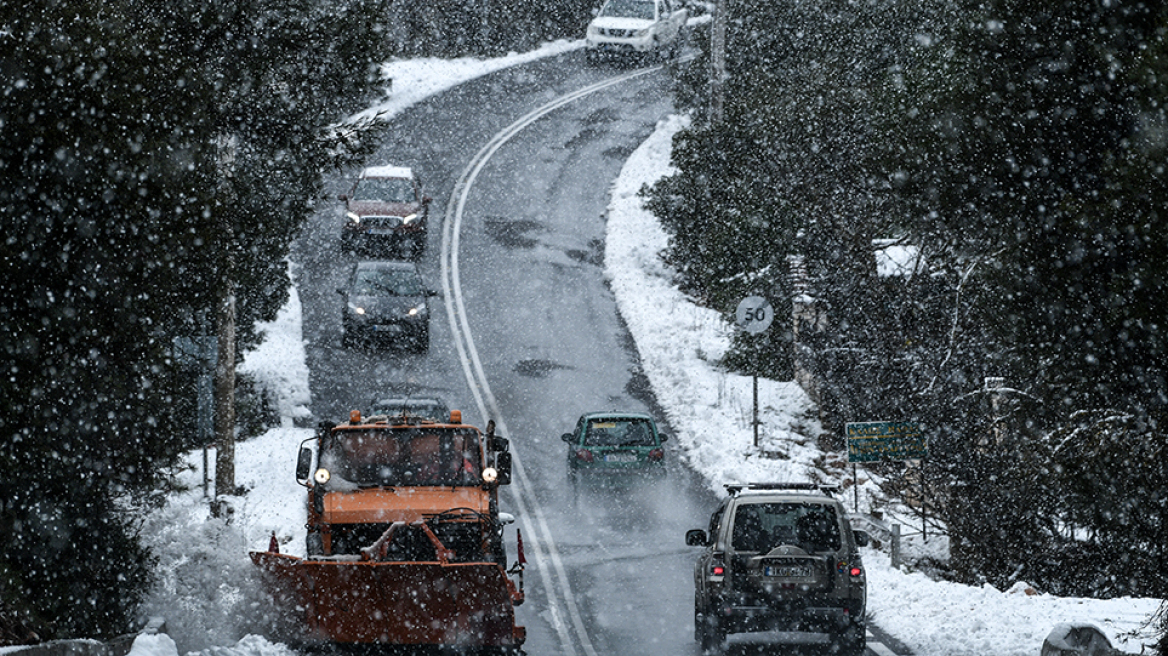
[401, 212, 418, 225]
[346, 211, 361, 223]
[314, 468, 331, 484]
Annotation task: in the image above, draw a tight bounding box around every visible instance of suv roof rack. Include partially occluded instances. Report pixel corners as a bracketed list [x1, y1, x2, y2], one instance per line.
[724, 482, 840, 497]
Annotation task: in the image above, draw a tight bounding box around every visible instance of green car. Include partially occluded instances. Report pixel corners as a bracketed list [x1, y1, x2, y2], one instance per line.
[562, 412, 668, 481]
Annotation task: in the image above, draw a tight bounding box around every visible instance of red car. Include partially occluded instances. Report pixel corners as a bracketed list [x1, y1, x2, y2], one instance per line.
[339, 166, 431, 258]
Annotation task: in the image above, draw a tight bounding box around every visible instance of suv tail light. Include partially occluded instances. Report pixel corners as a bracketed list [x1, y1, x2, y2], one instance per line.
[575, 449, 594, 462]
[648, 448, 664, 461]
[710, 555, 725, 577]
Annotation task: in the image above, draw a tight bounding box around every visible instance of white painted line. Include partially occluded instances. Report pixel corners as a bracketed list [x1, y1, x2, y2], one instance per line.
[441, 64, 663, 656]
[866, 632, 898, 656]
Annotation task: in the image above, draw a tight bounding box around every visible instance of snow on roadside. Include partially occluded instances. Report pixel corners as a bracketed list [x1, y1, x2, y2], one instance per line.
[602, 113, 1163, 655]
[351, 40, 583, 125]
[237, 264, 310, 426]
[603, 114, 830, 492]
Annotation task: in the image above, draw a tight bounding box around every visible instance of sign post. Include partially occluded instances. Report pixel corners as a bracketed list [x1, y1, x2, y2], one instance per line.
[846, 421, 929, 538]
[735, 296, 774, 447]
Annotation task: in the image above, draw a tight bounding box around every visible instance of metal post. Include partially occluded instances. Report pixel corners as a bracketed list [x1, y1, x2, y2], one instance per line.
[921, 459, 927, 542]
[890, 523, 901, 569]
[710, 0, 726, 123]
[203, 445, 209, 499]
[752, 374, 759, 447]
[853, 463, 858, 513]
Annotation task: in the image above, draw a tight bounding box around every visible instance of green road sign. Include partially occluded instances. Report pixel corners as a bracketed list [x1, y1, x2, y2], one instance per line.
[846, 421, 927, 463]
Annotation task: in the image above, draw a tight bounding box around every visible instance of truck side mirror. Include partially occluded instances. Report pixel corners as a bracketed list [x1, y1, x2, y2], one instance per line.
[495, 451, 513, 485]
[853, 530, 871, 547]
[296, 447, 313, 483]
[560, 433, 574, 443]
[685, 529, 708, 546]
[491, 435, 510, 452]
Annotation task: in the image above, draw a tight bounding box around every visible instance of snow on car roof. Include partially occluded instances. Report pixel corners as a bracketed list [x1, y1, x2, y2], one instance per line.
[361, 165, 414, 179]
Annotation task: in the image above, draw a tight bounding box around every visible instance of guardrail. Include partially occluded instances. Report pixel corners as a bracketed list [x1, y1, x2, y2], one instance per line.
[849, 513, 904, 569]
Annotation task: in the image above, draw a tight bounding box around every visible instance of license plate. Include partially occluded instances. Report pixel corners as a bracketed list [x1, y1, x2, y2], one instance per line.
[373, 325, 402, 333]
[764, 565, 812, 578]
[604, 453, 636, 463]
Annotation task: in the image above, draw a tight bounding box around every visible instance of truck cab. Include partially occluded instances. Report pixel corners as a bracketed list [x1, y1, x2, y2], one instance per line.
[297, 410, 513, 562]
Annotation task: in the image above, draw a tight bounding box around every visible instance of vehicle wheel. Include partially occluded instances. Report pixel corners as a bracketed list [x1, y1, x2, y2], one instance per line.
[830, 625, 866, 656]
[696, 608, 724, 653]
[341, 328, 355, 349]
[585, 50, 597, 66]
[413, 326, 429, 352]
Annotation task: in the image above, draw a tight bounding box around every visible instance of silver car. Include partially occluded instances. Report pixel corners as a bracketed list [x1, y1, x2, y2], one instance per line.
[685, 483, 870, 654]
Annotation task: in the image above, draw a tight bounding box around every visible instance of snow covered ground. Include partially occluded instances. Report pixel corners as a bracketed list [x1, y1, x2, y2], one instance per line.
[135, 40, 1162, 656]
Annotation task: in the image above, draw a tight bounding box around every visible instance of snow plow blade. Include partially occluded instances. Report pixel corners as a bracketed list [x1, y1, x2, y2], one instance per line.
[250, 551, 526, 647]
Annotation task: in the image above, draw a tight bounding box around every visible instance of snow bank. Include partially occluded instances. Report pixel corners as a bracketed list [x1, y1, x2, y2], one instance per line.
[603, 114, 829, 495]
[602, 113, 1163, 654]
[237, 264, 310, 426]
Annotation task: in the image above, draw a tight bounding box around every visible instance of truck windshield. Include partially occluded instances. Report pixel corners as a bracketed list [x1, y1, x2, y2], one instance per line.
[584, 417, 656, 447]
[322, 428, 482, 487]
[599, 0, 655, 20]
[353, 177, 415, 203]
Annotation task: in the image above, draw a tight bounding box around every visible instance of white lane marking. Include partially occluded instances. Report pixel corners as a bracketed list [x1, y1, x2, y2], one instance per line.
[867, 631, 898, 656]
[441, 65, 662, 656]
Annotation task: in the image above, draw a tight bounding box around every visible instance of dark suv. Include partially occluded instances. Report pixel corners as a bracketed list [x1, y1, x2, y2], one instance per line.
[685, 483, 870, 654]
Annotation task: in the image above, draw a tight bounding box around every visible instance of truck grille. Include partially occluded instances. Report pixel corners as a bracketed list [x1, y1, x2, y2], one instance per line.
[362, 215, 404, 229]
[598, 27, 636, 38]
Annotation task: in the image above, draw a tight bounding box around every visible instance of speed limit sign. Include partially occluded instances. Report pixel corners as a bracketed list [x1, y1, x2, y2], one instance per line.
[735, 296, 774, 334]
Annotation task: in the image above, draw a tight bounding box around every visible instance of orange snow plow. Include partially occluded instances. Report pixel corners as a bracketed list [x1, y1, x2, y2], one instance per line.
[250, 410, 525, 649]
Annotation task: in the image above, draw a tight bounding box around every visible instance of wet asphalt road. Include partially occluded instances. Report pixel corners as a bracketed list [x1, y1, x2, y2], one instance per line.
[289, 49, 907, 656]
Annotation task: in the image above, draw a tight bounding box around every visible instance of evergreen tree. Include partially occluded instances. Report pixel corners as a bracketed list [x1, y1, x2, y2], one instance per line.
[647, 0, 944, 405]
[884, 0, 1168, 595]
[0, 0, 394, 638]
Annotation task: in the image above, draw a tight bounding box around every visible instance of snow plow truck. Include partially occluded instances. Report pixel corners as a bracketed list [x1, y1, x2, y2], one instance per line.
[250, 409, 525, 650]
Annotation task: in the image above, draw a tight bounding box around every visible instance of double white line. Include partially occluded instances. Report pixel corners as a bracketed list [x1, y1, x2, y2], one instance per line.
[439, 65, 662, 656]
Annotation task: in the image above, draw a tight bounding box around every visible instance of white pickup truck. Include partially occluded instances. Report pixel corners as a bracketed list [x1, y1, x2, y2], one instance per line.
[585, 0, 688, 64]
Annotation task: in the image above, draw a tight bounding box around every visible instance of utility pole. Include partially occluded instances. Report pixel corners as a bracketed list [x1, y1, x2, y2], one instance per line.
[213, 135, 238, 512]
[213, 263, 236, 506]
[710, 0, 727, 123]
